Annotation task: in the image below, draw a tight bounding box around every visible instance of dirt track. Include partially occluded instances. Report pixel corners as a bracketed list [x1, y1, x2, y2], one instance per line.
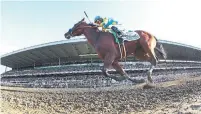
[1, 76, 201, 114]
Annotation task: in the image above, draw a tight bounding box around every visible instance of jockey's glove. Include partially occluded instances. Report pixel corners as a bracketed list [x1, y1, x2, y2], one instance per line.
[89, 23, 100, 27]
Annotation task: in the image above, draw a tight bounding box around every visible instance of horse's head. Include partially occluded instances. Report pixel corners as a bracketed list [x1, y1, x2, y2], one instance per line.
[64, 18, 88, 39]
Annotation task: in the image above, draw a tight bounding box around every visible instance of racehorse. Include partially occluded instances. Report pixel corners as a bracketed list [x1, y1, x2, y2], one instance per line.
[64, 18, 167, 85]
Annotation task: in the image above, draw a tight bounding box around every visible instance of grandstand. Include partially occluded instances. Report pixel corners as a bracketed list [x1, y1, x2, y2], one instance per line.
[1, 36, 201, 69]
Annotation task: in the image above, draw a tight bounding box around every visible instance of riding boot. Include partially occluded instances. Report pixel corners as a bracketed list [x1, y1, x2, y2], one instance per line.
[118, 37, 124, 45]
[111, 26, 124, 44]
[116, 31, 124, 45]
[117, 31, 123, 37]
[111, 26, 122, 36]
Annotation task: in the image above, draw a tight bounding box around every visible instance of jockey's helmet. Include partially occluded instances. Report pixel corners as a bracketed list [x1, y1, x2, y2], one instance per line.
[94, 16, 103, 23]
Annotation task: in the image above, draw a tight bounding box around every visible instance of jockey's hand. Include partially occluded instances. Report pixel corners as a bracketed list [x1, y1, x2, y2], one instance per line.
[89, 23, 100, 27]
[93, 23, 100, 26]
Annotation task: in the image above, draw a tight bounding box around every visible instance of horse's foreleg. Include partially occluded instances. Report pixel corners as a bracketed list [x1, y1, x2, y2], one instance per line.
[101, 53, 115, 77]
[112, 61, 128, 81]
[102, 53, 123, 82]
[112, 62, 145, 83]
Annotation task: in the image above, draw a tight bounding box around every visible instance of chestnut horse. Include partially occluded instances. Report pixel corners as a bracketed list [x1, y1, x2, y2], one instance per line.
[64, 18, 167, 84]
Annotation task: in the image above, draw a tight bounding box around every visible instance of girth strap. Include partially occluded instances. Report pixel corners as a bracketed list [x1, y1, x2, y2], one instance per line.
[118, 41, 127, 60]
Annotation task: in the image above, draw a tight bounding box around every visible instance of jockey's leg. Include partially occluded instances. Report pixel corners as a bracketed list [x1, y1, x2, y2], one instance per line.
[111, 26, 123, 37]
[111, 26, 124, 45]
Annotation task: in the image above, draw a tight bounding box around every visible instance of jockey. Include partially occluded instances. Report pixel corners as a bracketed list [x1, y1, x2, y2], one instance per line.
[94, 16, 124, 38]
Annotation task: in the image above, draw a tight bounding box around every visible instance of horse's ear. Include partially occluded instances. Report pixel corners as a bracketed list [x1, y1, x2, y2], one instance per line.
[81, 18, 85, 22]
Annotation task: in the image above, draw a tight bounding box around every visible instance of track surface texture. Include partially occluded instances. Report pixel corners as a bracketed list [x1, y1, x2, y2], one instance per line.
[1, 76, 201, 114]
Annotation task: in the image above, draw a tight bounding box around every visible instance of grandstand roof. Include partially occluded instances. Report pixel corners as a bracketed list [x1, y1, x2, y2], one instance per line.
[1, 36, 201, 69]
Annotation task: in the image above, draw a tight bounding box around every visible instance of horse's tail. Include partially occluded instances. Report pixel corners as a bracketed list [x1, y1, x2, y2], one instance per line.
[154, 36, 167, 59]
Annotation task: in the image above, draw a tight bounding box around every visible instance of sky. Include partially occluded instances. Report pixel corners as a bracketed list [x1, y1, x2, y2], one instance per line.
[1, 0, 201, 74]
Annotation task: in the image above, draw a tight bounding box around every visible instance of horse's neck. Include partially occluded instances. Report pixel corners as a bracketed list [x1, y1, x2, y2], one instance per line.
[83, 28, 99, 46]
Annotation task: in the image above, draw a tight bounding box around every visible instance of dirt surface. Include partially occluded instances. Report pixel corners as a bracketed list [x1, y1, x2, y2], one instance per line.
[1, 76, 201, 114]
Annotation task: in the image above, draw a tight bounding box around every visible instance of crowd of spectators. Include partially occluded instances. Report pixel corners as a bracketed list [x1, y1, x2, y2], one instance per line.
[1, 67, 201, 88]
[2, 61, 201, 78]
[1, 61, 201, 88]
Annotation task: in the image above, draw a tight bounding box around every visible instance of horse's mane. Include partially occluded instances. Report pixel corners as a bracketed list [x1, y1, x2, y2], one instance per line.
[82, 21, 115, 39]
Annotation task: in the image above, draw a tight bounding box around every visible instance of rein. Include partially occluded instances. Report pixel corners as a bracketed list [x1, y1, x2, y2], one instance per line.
[74, 25, 98, 32]
[71, 25, 99, 36]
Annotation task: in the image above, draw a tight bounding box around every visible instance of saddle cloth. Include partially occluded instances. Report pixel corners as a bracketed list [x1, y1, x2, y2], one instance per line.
[110, 30, 141, 44]
[123, 30, 141, 41]
[109, 25, 141, 41]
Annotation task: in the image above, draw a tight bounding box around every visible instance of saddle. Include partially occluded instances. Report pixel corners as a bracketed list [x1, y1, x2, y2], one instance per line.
[110, 30, 140, 44]
[111, 30, 141, 59]
[110, 30, 123, 44]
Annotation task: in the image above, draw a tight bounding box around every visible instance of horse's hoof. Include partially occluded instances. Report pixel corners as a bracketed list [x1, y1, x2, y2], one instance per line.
[107, 75, 123, 82]
[148, 79, 153, 84]
[143, 83, 155, 89]
[129, 78, 145, 84]
[116, 76, 127, 82]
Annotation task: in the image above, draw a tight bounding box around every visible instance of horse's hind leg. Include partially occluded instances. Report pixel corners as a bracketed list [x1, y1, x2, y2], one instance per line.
[147, 65, 154, 83]
[139, 36, 157, 83]
[148, 38, 158, 83]
[147, 44, 157, 83]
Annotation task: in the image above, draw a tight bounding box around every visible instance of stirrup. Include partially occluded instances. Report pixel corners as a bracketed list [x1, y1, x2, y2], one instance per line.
[118, 40, 124, 45]
[117, 34, 123, 38]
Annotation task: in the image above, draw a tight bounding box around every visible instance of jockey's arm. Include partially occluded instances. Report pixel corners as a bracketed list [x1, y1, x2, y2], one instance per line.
[89, 23, 100, 27]
[91, 18, 118, 32]
[104, 18, 118, 29]
[89, 22, 106, 31]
